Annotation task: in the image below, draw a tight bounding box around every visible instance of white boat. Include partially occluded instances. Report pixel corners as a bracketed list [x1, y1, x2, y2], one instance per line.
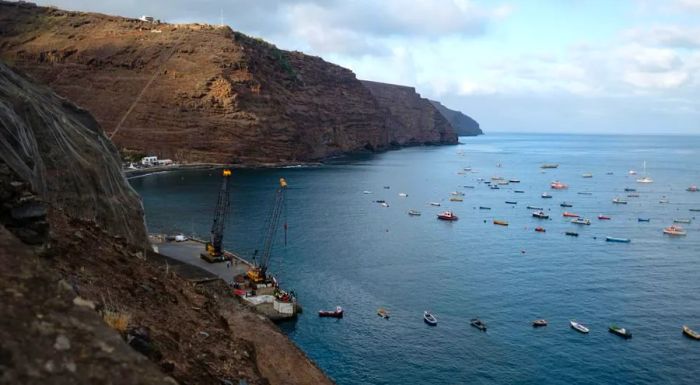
[612, 197, 628, 204]
[628, 170, 637, 175]
[663, 225, 687, 236]
[398, 192, 408, 197]
[429, 202, 441, 207]
[636, 161, 653, 183]
[408, 210, 421, 216]
[582, 173, 593, 178]
[570, 320, 589, 333]
[450, 191, 465, 196]
[423, 311, 437, 326]
[673, 218, 691, 224]
[571, 218, 591, 225]
[381, 202, 389, 207]
[363, 190, 372, 194]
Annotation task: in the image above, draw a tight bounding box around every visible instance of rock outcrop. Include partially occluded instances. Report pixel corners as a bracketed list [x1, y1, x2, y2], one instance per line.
[361, 80, 458, 146]
[430, 100, 483, 136]
[0, 1, 456, 165]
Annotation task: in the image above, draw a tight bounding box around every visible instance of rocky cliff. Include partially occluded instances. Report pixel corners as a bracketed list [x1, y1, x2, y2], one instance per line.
[0, 1, 456, 165]
[0, 61, 334, 385]
[430, 100, 483, 136]
[361, 80, 458, 146]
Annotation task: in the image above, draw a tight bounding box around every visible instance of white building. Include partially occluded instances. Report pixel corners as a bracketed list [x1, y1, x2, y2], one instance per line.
[141, 156, 158, 166]
[156, 159, 173, 166]
[139, 15, 154, 22]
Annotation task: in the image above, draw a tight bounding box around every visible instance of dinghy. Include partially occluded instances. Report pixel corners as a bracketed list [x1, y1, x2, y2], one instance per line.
[570, 320, 589, 333]
[424, 311, 437, 326]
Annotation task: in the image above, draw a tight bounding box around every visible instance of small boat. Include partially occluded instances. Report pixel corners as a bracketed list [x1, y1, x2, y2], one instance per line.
[424, 311, 437, 326]
[493, 220, 508, 226]
[571, 218, 591, 225]
[363, 190, 372, 194]
[638, 218, 650, 222]
[636, 161, 653, 183]
[535, 227, 546, 233]
[690, 209, 700, 212]
[437, 211, 458, 221]
[629, 170, 637, 175]
[464, 167, 472, 172]
[470, 318, 487, 331]
[663, 225, 687, 236]
[609, 325, 632, 339]
[560, 202, 573, 207]
[484, 181, 491, 185]
[550, 181, 568, 190]
[381, 202, 389, 207]
[398, 192, 408, 197]
[527, 206, 544, 210]
[673, 218, 691, 224]
[598, 215, 611, 220]
[570, 320, 589, 333]
[377, 308, 390, 319]
[541, 163, 559, 169]
[383, 186, 391, 189]
[606, 172, 614, 175]
[659, 199, 670, 204]
[479, 206, 491, 210]
[451, 191, 465, 196]
[582, 173, 593, 178]
[532, 211, 549, 219]
[627, 193, 640, 198]
[509, 179, 521, 183]
[514, 190, 525, 193]
[497, 180, 510, 186]
[624, 188, 636, 192]
[683, 325, 700, 340]
[408, 210, 422, 216]
[612, 198, 628, 204]
[577, 192, 593, 195]
[375, 200, 386, 203]
[563, 212, 579, 218]
[464, 185, 475, 189]
[429, 202, 441, 207]
[505, 201, 518, 205]
[532, 319, 548, 327]
[688, 185, 699, 192]
[490, 185, 500, 190]
[565, 231, 579, 237]
[319, 306, 343, 318]
[450, 197, 464, 202]
[606, 237, 631, 243]
[541, 193, 553, 199]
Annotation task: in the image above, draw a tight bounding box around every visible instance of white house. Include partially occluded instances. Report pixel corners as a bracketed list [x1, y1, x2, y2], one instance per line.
[139, 15, 154, 22]
[156, 159, 173, 166]
[141, 156, 158, 166]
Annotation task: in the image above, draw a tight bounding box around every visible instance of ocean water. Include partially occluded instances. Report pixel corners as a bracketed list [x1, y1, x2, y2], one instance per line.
[130, 134, 700, 384]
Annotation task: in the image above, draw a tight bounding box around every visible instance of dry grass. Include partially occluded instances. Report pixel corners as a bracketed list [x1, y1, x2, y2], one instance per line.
[102, 309, 131, 333]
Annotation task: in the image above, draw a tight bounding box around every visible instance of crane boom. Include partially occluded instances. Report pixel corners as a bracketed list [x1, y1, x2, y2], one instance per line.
[201, 169, 232, 262]
[247, 177, 287, 282]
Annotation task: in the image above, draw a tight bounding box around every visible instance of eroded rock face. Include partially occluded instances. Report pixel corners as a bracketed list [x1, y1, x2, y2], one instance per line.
[0, 1, 455, 165]
[430, 100, 483, 136]
[361, 80, 458, 146]
[0, 62, 148, 247]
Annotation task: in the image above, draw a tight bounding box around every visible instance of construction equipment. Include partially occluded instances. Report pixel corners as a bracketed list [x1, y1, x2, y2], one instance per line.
[247, 177, 288, 283]
[201, 169, 232, 263]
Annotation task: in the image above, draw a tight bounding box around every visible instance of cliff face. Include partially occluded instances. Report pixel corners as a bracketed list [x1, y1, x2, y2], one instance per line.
[430, 100, 483, 136]
[0, 61, 148, 247]
[0, 2, 455, 165]
[361, 80, 458, 146]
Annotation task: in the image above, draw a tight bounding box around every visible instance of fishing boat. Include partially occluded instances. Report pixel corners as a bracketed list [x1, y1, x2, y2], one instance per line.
[532, 211, 549, 219]
[683, 325, 700, 340]
[424, 311, 437, 326]
[636, 161, 653, 183]
[582, 173, 593, 178]
[532, 319, 548, 327]
[563, 212, 579, 218]
[673, 218, 691, 224]
[688, 185, 699, 192]
[451, 191, 465, 196]
[493, 220, 508, 226]
[470, 318, 487, 331]
[550, 181, 568, 190]
[319, 306, 343, 318]
[437, 211, 458, 221]
[570, 320, 590, 333]
[408, 210, 422, 216]
[638, 218, 650, 222]
[535, 227, 546, 233]
[571, 218, 591, 225]
[609, 325, 632, 339]
[598, 215, 611, 220]
[541, 193, 553, 199]
[565, 231, 579, 237]
[509, 179, 521, 183]
[612, 198, 628, 204]
[527, 206, 544, 210]
[479, 206, 491, 210]
[398, 192, 408, 197]
[514, 190, 525, 193]
[377, 308, 390, 319]
[429, 202, 441, 207]
[450, 197, 464, 202]
[505, 201, 518, 205]
[663, 225, 687, 236]
[541, 163, 559, 169]
[560, 202, 573, 207]
[606, 237, 631, 243]
[624, 188, 636, 192]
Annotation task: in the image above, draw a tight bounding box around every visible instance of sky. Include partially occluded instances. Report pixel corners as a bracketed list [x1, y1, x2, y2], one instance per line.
[35, 0, 700, 135]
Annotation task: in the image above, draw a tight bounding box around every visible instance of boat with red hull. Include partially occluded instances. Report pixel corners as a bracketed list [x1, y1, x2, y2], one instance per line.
[437, 211, 458, 221]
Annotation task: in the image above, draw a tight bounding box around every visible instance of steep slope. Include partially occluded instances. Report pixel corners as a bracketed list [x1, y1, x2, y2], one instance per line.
[0, 61, 334, 384]
[0, 1, 455, 165]
[430, 100, 483, 136]
[361, 80, 458, 146]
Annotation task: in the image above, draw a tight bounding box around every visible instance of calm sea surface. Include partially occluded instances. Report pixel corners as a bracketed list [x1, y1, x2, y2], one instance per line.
[131, 134, 700, 385]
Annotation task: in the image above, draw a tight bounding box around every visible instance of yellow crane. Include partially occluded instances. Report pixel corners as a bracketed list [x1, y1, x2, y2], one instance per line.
[247, 177, 288, 283]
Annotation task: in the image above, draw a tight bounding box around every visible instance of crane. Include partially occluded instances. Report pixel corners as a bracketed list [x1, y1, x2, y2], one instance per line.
[247, 177, 288, 283]
[201, 169, 232, 263]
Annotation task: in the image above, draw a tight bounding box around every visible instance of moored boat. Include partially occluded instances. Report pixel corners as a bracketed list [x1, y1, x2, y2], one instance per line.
[381, 202, 389, 207]
[541, 163, 559, 169]
[571, 218, 591, 225]
[663, 225, 687, 236]
[451, 191, 465, 196]
[627, 193, 640, 197]
[636, 161, 653, 183]
[533, 319, 548, 327]
[505, 201, 518, 205]
[577, 192, 593, 195]
[363, 190, 372, 194]
[450, 197, 464, 202]
[683, 325, 700, 340]
[582, 173, 593, 178]
[598, 215, 611, 220]
[527, 206, 544, 210]
[550, 181, 568, 190]
[570, 320, 589, 333]
[424, 311, 437, 326]
[609, 325, 632, 339]
[408, 209, 422, 216]
[479, 206, 491, 210]
[514, 190, 525, 193]
[377, 308, 390, 319]
[509, 179, 521, 183]
[624, 187, 636, 192]
[688, 185, 699, 192]
[563, 212, 579, 218]
[399, 192, 408, 197]
[490, 185, 500, 190]
[638, 218, 650, 222]
[612, 197, 628, 204]
[535, 227, 546, 232]
[532, 211, 549, 219]
[470, 318, 487, 331]
[437, 211, 458, 221]
[541, 193, 553, 199]
[673, 218, 691, 224]
[690, 208, 700, 212]
[319, 306, 344, 318]
[565, 231, 579, 237]
[606, 237, 631, 243]
[560, 202, 573, 207]
[493, 220, 508, 226]
[429, 202, 441, 207]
